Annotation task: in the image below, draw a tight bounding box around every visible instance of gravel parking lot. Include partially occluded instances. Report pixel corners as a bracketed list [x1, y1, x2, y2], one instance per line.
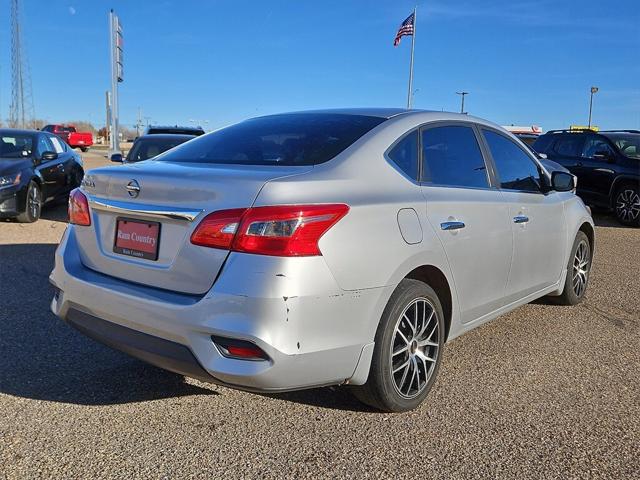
[1, 150, 638, 479]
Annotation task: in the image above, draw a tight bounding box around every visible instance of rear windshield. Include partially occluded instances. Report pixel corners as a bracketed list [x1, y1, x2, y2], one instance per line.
[127, 136, 195, 162]
[155, 113, 386, 166]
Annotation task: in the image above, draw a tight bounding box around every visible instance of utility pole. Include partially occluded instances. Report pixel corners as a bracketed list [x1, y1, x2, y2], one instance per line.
[109, 10, 124, 155]
[456, 91, 469, 114]
[588, 86, 598, 129]
[136, 107, 142, 137]
[105, 91, 111, 144]
[9, 0, 35, 129]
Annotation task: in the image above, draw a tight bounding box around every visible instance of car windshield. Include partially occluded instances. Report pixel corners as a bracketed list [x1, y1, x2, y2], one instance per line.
[0, 134, 34, 158]
[154, 113, 386, 166]
[602, 133, 640, 159]
[127, 136, 195, 162]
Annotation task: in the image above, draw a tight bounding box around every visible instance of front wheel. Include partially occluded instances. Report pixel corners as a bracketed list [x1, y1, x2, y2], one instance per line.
[614, 185, 640, 227]
[16, 181, 42, 223]
[351, 279, 445, 412]
[556, 231, 592, 305]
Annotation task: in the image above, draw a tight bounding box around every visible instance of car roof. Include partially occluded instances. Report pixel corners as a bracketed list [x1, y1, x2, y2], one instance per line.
[147, 125, 204, 131]
[136, 133, 196, 141]
[0, 128, 39, 135]
[273, 108, 415, 119]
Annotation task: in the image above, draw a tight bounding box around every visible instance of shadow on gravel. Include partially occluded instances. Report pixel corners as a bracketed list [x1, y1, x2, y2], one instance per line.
[40, 203, 69, 223]
[0, 243, 215, 405]
[264, 388, 377, 413]
[591, 212, 632, 229]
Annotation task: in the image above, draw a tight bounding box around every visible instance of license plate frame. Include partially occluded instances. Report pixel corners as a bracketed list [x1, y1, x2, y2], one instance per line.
[113, 217, 161, 261]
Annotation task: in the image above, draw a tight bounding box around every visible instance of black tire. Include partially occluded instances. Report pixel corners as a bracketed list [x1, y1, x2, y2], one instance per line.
[351, 279, 445, 412]
[16, 181, 42, 223]
[614, 185, 640, 227]
[80, 147, 89, 153]
[556, 231, 591, 305]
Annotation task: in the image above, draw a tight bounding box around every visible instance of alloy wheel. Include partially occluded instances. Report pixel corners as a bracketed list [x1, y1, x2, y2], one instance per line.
[616, 189, 640, 223]
[28, 185, 41, 220]
[390, 298, 440, 399]
[572, 240, 590, 297]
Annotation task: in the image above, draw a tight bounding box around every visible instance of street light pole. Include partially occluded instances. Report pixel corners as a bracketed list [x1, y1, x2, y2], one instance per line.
[588, 86, 598, 129]
[456, 91, 469, 114]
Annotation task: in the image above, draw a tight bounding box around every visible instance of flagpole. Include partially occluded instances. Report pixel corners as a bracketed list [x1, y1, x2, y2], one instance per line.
[407, 6, 417, 109]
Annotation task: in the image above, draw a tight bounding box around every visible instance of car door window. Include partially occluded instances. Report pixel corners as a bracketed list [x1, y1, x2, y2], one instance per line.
[582, 137, 614, 159]
[388, 130, 419, 180]
[36, 135, 54, 158]
[421, 125, 489, 188]
[552, 135, 583, 156]
[483, 129, 542, 192]
[48, 135, 65, 154]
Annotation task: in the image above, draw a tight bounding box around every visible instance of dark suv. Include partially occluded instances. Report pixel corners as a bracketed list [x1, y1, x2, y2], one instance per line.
[533, 130, 640, 226]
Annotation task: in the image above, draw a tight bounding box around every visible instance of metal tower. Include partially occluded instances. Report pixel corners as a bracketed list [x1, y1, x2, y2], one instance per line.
[9, 0, 35, 129]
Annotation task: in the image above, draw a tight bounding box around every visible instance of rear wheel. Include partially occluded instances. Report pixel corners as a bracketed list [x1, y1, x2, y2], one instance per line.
[614, 185, 640, 227]
[556, 231, 591, 305]
[351, 279, 445, 412]
[16, 181, 42, 223]
[80, 147, 89, 152]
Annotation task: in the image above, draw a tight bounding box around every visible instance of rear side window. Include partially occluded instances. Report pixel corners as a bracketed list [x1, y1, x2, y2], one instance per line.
[532, 134, 553, 153]
[551, 135, 584, 156]
[388, 130, 418, 180]
[483, 130, 542, 192]
[421, 125, 489, 188]
[156, 114, 386, 166]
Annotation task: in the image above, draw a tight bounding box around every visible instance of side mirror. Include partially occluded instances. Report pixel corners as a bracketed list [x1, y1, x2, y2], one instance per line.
[110, 153, 123, 163]
[551, 171, 576, 192]
[41, 151, 58, 161]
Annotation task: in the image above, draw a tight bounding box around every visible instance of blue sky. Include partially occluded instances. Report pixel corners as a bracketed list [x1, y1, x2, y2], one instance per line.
[1, 0, 638, 131]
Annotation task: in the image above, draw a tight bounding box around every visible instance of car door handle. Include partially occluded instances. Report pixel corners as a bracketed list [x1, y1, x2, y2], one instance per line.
[513, 215, 529, 224]
[440, 221, 465, 231]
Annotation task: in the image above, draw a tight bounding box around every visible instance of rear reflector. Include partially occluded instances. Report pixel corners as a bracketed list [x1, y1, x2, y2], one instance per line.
[211, 336, 269, 361]
[68, 188, 91, 226]
[191, 204, 349, 256]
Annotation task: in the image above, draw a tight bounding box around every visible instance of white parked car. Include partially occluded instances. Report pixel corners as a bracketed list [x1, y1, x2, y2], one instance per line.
[50, 109, 594, 411]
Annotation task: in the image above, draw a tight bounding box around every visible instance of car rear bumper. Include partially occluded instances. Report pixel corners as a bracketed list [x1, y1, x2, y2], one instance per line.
[50, 226, 391, 391]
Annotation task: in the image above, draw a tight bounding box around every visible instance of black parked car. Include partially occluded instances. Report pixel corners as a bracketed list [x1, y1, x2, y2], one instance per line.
[0, 128, 84, 223]
[533, 129, 640, 226]
[110, 134, 195, 163]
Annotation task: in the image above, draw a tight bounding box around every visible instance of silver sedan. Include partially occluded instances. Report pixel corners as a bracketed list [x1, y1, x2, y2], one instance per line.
[50, 109, 594, 412]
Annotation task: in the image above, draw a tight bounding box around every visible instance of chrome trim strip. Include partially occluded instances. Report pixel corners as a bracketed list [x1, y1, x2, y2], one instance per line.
[88, 198, 203, 222]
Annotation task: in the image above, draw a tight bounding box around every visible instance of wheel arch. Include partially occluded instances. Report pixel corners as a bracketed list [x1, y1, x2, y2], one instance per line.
[405, 265, 453, 341]
[578, 221, 595, 253]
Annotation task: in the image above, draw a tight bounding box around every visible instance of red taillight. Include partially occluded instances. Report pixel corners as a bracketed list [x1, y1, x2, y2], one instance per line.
[190, 208, 247, 249]
[190, 204, 349, 256]
[68, 188, 91, 226]
[233, 204, 349, 256]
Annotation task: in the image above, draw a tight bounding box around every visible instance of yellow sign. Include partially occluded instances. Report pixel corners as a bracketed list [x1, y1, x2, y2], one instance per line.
[569, 125, 599, 132]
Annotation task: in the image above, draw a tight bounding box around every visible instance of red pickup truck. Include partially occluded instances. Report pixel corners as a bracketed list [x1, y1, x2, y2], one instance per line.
[42, 124, 94, 152]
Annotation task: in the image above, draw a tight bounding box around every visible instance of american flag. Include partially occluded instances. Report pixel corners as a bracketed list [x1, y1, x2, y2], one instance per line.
[393, 12, 415, 47]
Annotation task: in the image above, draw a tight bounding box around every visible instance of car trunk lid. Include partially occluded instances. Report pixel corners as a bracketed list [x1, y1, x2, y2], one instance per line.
[75, 161, 311, 294]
